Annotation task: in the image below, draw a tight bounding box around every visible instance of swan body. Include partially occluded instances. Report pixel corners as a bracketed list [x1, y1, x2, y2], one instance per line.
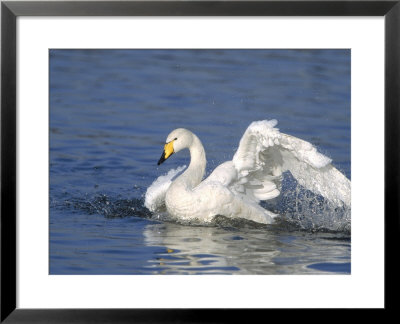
[145, 120, 351, 224]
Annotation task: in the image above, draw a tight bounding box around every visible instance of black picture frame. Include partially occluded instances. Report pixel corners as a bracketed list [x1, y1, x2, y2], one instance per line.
[1, 0, 398, 322]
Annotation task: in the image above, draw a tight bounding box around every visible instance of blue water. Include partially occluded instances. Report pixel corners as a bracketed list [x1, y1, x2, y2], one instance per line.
[49, 49, 351, 275]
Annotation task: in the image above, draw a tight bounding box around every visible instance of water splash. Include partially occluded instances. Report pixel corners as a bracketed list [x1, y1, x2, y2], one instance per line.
[271, 172, 351, 234]
[53, 194, 152, 219]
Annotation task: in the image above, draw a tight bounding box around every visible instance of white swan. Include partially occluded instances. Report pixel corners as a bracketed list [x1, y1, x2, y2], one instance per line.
[145, 120, 351, 225]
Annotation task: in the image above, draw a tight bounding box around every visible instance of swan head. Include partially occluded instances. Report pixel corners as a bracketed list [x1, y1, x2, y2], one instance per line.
[157, 128, 193, 165]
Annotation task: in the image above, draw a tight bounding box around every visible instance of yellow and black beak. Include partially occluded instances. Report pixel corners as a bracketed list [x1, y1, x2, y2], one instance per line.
[157, 140, 175, 165]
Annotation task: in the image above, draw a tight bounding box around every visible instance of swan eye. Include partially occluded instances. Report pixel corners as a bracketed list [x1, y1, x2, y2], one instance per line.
[174, 137, 178, 141]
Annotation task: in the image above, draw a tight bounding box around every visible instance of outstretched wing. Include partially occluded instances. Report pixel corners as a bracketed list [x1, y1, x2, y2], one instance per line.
[144, 165, 186, 212]
[206, 120, 351, 207]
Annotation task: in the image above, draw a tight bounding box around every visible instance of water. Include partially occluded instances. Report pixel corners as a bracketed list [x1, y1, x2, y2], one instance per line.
[50, 49, 351, 275]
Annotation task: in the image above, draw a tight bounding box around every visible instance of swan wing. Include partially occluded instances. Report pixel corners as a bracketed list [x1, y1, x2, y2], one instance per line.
[144, 165, 186, 212]
[227, 120, 350, 207]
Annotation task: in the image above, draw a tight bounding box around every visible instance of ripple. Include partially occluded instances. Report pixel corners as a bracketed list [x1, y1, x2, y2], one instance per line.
[307, 262, 351, 273]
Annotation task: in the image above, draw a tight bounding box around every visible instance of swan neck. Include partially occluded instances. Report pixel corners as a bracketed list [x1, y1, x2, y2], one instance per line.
[189, 135, 205, 167]
[181, 134, 206, 188]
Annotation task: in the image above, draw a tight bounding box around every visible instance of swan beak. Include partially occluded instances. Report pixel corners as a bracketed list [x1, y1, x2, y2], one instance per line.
[157, 140, 174, 165]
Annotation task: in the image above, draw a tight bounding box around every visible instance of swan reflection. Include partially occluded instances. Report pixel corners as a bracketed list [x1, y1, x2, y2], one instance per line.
[142, 221, 350, 275]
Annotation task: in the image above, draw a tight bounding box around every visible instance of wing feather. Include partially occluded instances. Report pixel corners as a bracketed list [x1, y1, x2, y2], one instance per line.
[144, 165, 186, 212]
[230, 120, 350, 207]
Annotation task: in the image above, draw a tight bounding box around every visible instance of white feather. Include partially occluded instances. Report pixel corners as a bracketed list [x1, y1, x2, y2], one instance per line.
[144, 165, 186, 212]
